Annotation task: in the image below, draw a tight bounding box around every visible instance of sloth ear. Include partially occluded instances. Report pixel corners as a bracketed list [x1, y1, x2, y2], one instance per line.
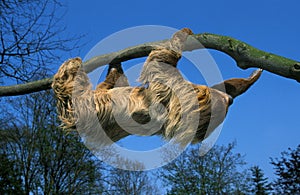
[211, 69, 262, 98]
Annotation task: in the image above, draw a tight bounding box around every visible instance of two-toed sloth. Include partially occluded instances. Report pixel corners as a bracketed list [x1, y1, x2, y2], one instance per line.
[52, 28, 261, 146]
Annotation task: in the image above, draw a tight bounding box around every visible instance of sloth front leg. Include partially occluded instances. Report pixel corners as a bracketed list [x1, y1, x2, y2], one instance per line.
[138, 28, 194, 103]
[96, 62, 129, 91]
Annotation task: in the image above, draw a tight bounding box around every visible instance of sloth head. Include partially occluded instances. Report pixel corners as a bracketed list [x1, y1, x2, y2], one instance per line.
[192, 68, 262, 143]
[210, 87, 233, 124]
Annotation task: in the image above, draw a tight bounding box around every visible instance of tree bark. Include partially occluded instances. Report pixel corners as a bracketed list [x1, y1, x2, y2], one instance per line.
[1, 33, 299, 97]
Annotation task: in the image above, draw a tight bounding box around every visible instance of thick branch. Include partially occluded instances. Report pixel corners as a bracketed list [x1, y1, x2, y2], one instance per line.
[1, 33, 300, 97]
[0, 78, 53, 96]
[189, 34, 300, 82]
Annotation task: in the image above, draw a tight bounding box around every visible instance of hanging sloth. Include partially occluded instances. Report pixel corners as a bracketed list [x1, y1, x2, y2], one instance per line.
[52, 28, 262, 147]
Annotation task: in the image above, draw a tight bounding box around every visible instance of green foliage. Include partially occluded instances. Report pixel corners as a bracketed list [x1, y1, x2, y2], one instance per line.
[271, 144, 300, 194]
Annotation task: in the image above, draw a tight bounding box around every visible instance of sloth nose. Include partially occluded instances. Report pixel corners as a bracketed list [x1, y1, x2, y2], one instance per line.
[228, 95, 233, 106]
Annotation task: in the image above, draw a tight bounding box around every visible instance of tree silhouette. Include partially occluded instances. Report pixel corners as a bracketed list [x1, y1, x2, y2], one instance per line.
[160, 142, 251, 194]
[250, 166, 272, 195]
[0, 152, 23, 194]
[0, 92, 105, 194]
[271, 145, 300, 194]
[106, 160, 159, 194]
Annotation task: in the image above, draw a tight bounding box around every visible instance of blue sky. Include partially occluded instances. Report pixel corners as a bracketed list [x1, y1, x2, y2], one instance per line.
[63, 0, 300, 178]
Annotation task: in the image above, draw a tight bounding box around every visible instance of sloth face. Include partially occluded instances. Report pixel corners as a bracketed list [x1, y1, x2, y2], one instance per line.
[210, 88, 233, 116]
[207, 88, 233, 133]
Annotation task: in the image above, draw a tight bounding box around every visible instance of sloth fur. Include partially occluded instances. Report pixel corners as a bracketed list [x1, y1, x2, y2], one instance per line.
[52, 28, 262, 147]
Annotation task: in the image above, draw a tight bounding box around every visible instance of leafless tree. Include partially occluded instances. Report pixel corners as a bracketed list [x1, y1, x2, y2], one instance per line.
[106, 159, 160, 195]
[159, 142, 251, 194]
[0, 0, 81, 83]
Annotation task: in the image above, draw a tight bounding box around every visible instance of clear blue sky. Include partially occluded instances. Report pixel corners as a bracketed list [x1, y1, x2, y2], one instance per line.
[62, 0, 300, 179]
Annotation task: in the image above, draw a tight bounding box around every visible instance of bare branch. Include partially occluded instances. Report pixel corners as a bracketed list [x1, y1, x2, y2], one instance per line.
[0, 0, 82, 82]
[0, 32, 300, 97]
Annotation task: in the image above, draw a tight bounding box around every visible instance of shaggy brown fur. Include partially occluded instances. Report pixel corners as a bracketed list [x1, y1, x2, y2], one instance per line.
[52, 28, 262, 146]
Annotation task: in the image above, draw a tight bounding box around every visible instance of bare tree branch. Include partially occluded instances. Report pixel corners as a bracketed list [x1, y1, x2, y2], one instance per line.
[0, 0, 83, 82]
[0, 33, 300, 97]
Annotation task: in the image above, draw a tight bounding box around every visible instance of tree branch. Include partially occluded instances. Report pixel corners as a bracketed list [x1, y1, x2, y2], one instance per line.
[190, 34, 300, 82]
[0, 78, 53, 97]
[1, 33, 300, 97]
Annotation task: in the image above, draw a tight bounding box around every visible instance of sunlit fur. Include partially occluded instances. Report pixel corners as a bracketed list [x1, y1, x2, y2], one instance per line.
[52, 28, 261, 146]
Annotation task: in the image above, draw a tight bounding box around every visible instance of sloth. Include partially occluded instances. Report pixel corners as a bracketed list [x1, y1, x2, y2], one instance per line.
[52, 28, 262, 147]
